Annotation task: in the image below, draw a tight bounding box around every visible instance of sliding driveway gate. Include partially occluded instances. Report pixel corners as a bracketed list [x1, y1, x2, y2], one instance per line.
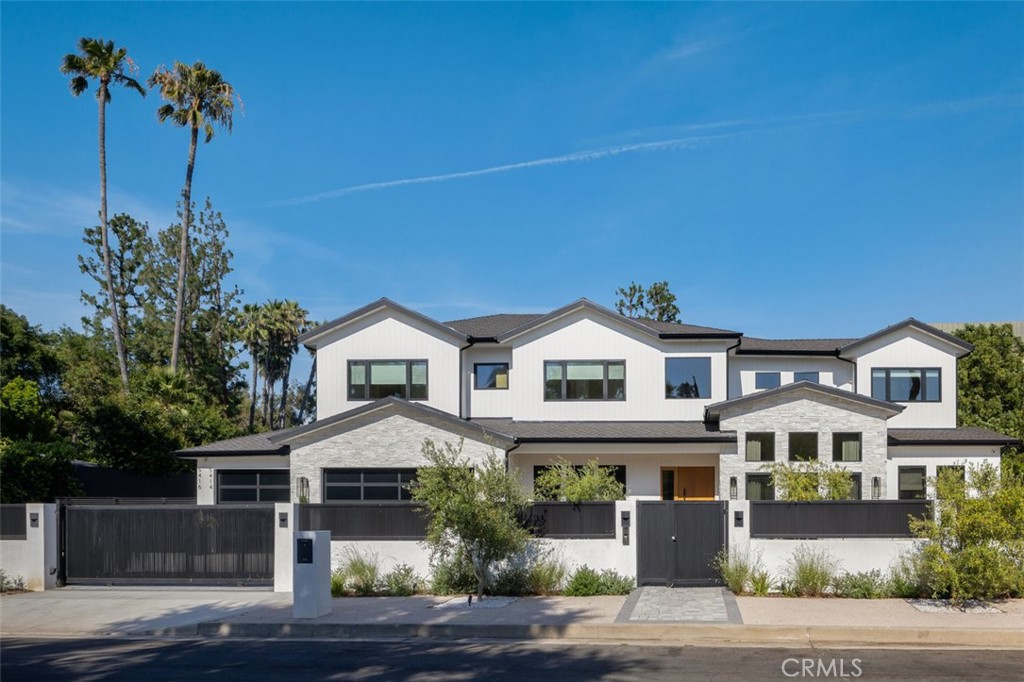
[60, 502, 274, 585]
[637, 501, 727, 587]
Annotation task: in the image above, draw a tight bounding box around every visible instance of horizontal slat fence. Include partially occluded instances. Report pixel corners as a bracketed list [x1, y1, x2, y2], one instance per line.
[750, 500, 931, 539]
[522, 501, 616, 539]
[299, 503, 427, 540]
[1, 504, 27, 541]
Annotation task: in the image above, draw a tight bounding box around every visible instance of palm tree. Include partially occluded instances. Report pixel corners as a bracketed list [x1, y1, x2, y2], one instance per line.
[149, 61, 238, 373]
[61, 38, 145, 391]
[275, 301, 310, 428]
[238, 303, 264, 432]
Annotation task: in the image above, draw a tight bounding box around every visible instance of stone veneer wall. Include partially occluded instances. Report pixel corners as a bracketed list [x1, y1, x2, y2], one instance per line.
[290, 414, 504, 503]
[718, 393, 891, 500]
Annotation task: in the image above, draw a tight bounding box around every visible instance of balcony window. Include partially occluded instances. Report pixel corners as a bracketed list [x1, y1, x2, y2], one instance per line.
[871, 368, 941, 402]
[475, 363, 509, 390]
[665, 357, 711, 399]
[545, 361, 625, 401]
[348, 360, 428, 401]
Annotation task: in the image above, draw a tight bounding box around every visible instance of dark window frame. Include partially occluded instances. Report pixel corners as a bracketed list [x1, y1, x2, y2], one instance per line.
[755, 372, 781, 390]
[846, 473, 863, 500]
[474, 362, 510, 390]
[898, 466, 927, 500]
[745, 432, 776, 462]
[746, 473, 775, 501]
[664, 357, 712, 400]
[788, 432, 819, 462]
[323, 468, 418, 502]
[832, 432, 863, 462]
[217, 469, 291, 503]
[794, 371, 819, 384]
[871, 368, 942, 403]
[543, 360, 626, 401]
[348, 359, 429, 401]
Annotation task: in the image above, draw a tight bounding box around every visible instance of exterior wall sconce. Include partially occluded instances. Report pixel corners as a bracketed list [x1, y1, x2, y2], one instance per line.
[871, 476, 881, 500]
[729, 476, 738, 500]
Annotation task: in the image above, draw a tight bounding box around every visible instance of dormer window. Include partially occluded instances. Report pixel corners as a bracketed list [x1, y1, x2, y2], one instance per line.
[348, 360, 428, 401]
[871, 368, 940, 402]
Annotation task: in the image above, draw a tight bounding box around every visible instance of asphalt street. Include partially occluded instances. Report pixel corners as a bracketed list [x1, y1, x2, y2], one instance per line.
[2, 638, 1022, 682]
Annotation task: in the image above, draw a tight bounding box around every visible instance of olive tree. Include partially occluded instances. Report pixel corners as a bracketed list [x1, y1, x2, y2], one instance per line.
[763, 460, 854, 501]
[533, 458, 625, 502]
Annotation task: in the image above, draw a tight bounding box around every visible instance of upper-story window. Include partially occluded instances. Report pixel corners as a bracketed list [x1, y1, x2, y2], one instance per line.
[832, 433, 862, 462]
[789, 432, 818, 461]
[475, 363, 509, 390]
[545, 360, 625, 401]
[348, 360, 428, 401]
[745, 432, 776, 462]
[665, 357, 711, 399]
[871, 368, 940, 402]
[755, 372, 781, 390]
[794, 371, 819, 384]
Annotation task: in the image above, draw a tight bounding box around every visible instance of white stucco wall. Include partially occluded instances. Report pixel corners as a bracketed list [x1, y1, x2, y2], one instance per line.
[508, 310, 730, 421]
[885, 445, 1002, 499]
[0, 504, 58, 591]
[728, 356, 854, 398]
[194, 455, 291, 505]
[718, 392, 892, 500]
[314, 309, 463, 419]
[290, 415, 505, 503]
[848, 330, 959, 428]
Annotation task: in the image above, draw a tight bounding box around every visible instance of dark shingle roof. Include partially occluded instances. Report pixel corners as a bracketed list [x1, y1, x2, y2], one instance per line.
[840, 318, 973, 357]
[737, 337, 856, 355]
[471, 419, 734, 442]
[633, 318, 741, 337]
[177, 431, 292, 457]
[888, 427, 1018, 446]
[444, 314, 544, 339]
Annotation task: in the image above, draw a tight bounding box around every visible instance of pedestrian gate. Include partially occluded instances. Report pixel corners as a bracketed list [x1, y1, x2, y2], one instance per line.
[637, 501, 727, 586]
[60, 503, 274, 585]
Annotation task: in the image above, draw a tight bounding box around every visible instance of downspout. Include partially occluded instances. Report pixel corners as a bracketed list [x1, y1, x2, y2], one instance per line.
[458, 338, 475, 420]
[723, 336, 743, 402]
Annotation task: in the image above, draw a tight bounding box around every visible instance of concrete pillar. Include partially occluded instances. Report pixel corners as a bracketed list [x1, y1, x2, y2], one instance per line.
[274, 503, 299, 592]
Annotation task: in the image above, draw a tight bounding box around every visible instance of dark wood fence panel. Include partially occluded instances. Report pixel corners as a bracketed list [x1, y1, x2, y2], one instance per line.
[1, 505, 27, 541]
[523, 502, 616, 539]
[750, 500, 931, 538]
[299, 503, 427, 540]
[64, 504, 273, 584]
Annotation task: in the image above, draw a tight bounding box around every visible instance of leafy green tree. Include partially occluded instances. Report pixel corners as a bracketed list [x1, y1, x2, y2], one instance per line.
[910, 463, 1024, 602]
[764, 460, 854, 501]
[149, 61, 239, 373]
[533, 458, 625, 502]
[0, 438, 81, 503]
[0, 378, 56, 442]
[614, 280, 680, 322]
[0, 306, 61, 397]
[411, 439, 531, 598]
[954, 324, 1024, 476]
[61, 37, 146, 390]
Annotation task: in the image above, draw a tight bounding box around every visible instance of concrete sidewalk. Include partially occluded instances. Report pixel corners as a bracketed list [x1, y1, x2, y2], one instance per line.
[1, 588, 1021, 649]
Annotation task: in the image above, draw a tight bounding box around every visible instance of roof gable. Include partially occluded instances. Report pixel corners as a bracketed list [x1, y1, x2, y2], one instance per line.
[705, 381, 905, 420]
[839, 318, 973, 358]
[299, 298, 466, 349]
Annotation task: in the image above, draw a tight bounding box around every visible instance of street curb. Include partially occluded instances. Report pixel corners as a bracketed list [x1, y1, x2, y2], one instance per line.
[140, 621, 1024, 649]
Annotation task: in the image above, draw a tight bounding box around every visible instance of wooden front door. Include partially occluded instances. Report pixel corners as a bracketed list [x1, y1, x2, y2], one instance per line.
[660, 466, 716, 501]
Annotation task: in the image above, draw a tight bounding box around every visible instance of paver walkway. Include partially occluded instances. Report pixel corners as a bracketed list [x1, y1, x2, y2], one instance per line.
[616, 587, 742, 624]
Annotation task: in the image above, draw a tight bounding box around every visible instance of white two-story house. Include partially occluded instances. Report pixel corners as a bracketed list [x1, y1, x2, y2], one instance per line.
[179, 298, 1016, 506]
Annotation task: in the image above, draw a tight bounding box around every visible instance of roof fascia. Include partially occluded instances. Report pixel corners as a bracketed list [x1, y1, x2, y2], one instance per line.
[706, 382, 905, 419]
[299, 298, 467, 348]
[495, 299, 661, 343]
[840, 319, 973, 358]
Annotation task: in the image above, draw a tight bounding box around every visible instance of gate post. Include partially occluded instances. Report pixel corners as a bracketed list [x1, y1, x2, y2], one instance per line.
[274, 503, 299, 592]
[728, 499, 750, 556]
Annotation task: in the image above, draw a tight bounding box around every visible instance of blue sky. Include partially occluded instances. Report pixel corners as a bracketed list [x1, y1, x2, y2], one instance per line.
[2, 2, 1022, 345]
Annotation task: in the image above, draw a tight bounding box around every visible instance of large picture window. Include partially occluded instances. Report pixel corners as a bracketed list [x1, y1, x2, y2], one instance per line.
[544, 361, 625, 401]
[348, 360, 428, 401]
[665, 357, 711, 399]
[745, 432, 776, 462]
[475, 363, 509, 390]
[832, 433, 862, 462]
[324, 469, 417, 501]
[871, 368, 940, 402]
[217, 470, 290, 503]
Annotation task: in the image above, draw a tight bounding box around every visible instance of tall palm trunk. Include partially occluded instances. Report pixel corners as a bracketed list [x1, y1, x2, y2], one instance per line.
[98, 79, 130, 391]
[298, 356, 316, 424]
[248, 349, 259, 432]
[278, 358, 292, 429]
[170, 124, 199, 372]
[262, 352, 273, 427]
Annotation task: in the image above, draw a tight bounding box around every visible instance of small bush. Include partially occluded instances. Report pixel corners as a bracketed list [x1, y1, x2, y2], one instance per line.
[430, 550, 478, 595]
[330, 568, 348, 598]
[886, 552, 927, 598]
[381, 564, 419, 597]
[0, 569, 25, 593]
[832, 570, 887, 599]
[786, 545, 837, 597]
[529, 557, 567, 596]
[332, 548, 382, 596]
[750, 569, 774, 597]
[715, 549, 757, 595]
[493, 563, 531, 596]
[564, 565, 634, 596]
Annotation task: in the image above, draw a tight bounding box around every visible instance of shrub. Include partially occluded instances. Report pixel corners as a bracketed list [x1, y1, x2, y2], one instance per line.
[533, 458, 626, 502]
[832, 570, 887, 599]
[492, 563, 531, 596]
[886, 551, 927, 598]
[339, 548, 381, 596]
[564, 565, 634, 596]
[0, 569, 25, 593]
[714, 548, 758, 595]
[330, 568, 348, 598]
[785, 545, 837, 597]
[381, 564, 419, 597]
[750, 569, 774, 597]
[430, 549, 478, 595]
[529, 556, 567, 596]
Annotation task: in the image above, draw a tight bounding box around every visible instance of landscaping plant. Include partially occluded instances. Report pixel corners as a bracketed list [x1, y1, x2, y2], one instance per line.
[831, 570, 887, 599]
[529, 556, 568, 596]
[714, 548, 759, 595]
[381, 564, 419, 597]
[564, 565, 634, 596]
[533, 458, 625, 502]
[785, 545, 838, 596]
